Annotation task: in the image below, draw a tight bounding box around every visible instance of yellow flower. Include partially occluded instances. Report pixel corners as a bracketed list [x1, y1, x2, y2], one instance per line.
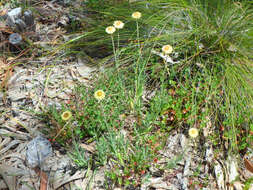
[188, 128, 199, 138]
[113, 20, 124, 29]
[132, 11, 141, 19]
[61, 111, 72, 121]
[94, 90, 105, 101]
[162, 45, 173, 54]
[105, 26, 116, 34]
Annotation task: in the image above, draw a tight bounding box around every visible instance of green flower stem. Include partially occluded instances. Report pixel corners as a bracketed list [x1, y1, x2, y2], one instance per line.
[136, 21, 140, 48]
[99, 102, 109, 132]
[117, 31, 120, 50]
[163, 58, 170, 75]
[134, 20, 143, 112]
[111, 35, 117, 67]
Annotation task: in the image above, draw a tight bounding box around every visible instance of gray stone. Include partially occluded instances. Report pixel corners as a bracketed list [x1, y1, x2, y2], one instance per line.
[23, 10, 34, 27]
[9, 33, 22, 45]
[15, 18, 27, 32]
[6, 7, 22, 28]
[26, 135, 52, 168]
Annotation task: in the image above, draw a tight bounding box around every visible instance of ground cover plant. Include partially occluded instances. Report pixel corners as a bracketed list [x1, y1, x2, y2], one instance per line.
[37, 0, 253, 188]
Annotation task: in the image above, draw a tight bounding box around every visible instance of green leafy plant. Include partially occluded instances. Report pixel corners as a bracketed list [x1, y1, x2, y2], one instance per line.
[69, 143, 90, 169]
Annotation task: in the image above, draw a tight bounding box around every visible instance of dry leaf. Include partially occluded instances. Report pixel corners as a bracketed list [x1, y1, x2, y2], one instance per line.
[244, 157, 253, 173]
[79, 143, 95, 153]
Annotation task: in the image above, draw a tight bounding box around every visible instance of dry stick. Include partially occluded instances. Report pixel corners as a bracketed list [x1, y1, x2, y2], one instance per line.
[52, 119, 71, 141]
[40, 170, 48, 190]
[34, 167, 48, 190]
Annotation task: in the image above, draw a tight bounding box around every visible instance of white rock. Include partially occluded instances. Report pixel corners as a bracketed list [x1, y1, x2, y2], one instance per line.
[214, 160, 225, 190]
[226, 156, 239, 183]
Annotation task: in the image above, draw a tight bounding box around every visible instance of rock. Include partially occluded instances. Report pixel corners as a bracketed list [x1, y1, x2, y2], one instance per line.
[214, 160, 225, 190]
[15, 18, 26, 32]
[26, 135, 52, 168]
[6, 7, 22, 28]
[23, 10, 34, 28]
[6, 8, 35, 32]
[226, 156, 239, 184]
[9, 33, 22, 45]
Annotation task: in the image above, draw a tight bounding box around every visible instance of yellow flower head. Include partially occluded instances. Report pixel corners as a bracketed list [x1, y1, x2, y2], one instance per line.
[94, 90, 105, 101]
[189, 128, 199, 138]
[132, 11, 141, 19]
[106, 26, 116, 34]
[113, 20, 124, 29]
[162, 45, 173, 54]
[61, 111, 72, 121]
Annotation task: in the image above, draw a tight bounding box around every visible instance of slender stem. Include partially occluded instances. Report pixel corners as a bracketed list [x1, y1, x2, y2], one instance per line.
[100, 102, 108, 131]
[117, 31, 120, 50]
[135, 20, 141, 111]
[163, 58, 170, 75]
[53, 120, 71, 141]
[111, 35, 117, 66]
[136, 21, 140, 48]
